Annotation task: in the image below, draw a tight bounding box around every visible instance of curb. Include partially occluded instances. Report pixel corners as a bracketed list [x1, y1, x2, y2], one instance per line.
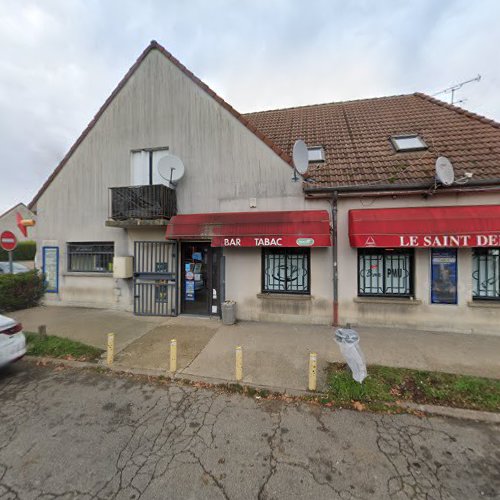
[23, 355, 100, 370]
[22, 357, 500, 423]
[399, 402, 500, 424]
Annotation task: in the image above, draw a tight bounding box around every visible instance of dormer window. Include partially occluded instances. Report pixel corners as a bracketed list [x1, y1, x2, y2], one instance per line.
[308, 146, 325, 162]
[390, 135, 427, 152]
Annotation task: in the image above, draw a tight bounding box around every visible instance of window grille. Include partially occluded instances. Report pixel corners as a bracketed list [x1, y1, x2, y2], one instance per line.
[472, 248, 500, 300]
[67, 243, 114, 273]
[262, 248, 310, 294]
[358, 249, 413, 297]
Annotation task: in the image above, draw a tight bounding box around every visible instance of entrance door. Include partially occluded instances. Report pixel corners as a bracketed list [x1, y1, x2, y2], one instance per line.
[181, 242, 221, 315]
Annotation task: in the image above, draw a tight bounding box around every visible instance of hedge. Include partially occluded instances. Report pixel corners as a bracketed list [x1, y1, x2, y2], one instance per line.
[0, 240, 36, 262]
[0, 270, 46, 313]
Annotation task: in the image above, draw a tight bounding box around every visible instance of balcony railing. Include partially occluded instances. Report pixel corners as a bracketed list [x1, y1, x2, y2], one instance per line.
[108, 184, 177, 222]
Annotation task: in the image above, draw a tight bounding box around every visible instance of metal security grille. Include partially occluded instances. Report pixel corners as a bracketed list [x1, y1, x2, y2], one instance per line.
[262, 248, 310, 294]
[472, 248, 500, 300]
[133, 241, 178, 316]
[358, 249, 413, 297]
[67, 242, 114, 273]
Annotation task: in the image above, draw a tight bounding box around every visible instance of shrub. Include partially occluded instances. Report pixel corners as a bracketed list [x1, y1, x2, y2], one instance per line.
[0, 270, 46, 313]
[0, 240, 36, 261]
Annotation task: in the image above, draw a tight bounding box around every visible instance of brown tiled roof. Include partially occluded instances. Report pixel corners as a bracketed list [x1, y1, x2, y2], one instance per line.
[28, 41, 291, 209]
[244, 93, 500, 191]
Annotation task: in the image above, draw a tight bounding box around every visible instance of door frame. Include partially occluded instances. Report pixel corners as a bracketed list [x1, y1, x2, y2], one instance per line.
[180, 241, 221, 317]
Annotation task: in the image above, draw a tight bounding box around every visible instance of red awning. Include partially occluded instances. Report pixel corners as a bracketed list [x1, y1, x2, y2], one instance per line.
[166, 210, 331, 247]
[349, 205, 500, 248]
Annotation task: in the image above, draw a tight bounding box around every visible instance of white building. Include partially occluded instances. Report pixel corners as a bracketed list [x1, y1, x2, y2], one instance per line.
[30, 41, 500, 335]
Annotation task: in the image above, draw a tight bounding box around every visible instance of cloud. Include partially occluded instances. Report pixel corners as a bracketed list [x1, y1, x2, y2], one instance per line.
[0, 0, 498, 214]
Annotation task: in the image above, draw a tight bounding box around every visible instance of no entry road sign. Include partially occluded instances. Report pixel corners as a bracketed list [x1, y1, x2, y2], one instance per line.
[0, 231, 17, 251]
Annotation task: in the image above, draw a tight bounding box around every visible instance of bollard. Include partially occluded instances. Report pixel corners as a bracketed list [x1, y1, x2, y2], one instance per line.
[38, 325, 47, 338]
[308, 352, 317, 391]
[107, 333, 115, 365]
[170, 339, 177, 374]
[235, 346, 243, 382]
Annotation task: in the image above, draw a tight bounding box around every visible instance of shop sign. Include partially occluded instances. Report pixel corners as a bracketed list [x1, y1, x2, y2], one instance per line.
[431, 249, 457, 304]
[213, 235, 330, 247]
[296, 238, 315, 246]
[221, 237, 284, 247]
[356, 234, 500, 248]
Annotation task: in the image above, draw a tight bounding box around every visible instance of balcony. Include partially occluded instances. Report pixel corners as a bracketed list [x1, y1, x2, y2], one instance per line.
[106, 184, 177, 228]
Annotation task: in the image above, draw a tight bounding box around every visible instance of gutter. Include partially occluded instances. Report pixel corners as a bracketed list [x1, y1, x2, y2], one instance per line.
[330, 192, 339, 326]
[304, 178, 500, 196]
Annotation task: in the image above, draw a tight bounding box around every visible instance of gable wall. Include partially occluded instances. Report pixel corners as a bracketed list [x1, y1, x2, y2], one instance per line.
[34, 49, 330, 310]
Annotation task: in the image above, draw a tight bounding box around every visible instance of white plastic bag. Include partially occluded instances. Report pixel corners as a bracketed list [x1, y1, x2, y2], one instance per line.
[335, 328, 367, 383]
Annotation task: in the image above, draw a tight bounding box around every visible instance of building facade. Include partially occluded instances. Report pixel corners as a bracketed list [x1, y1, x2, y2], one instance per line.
[31, 42, 333, 325]
[30, 41, 500, 335]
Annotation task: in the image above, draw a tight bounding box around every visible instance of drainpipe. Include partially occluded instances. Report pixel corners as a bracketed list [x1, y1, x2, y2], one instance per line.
[331, 191, 339, 326]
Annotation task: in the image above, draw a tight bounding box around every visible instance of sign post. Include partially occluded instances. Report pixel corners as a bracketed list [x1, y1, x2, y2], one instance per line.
[0, 231, 18, 274]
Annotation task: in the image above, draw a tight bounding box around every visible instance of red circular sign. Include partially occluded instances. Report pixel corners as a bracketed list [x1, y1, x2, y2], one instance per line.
[0, 231, 17, 251]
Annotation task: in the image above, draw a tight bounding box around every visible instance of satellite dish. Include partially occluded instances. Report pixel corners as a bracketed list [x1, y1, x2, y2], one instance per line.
[435, 156, 455, 186]
[292, 139, 309, 175]
[157, 154, 185, 185]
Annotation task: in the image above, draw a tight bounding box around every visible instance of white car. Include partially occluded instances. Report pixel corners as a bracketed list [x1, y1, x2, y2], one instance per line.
[0, 314, 26, 367]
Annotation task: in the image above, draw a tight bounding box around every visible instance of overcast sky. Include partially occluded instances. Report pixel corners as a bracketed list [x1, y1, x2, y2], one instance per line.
[1, 0, 499, 214]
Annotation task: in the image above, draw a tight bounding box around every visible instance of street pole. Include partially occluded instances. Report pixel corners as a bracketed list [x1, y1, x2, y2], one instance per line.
[8, 250, 13, 274]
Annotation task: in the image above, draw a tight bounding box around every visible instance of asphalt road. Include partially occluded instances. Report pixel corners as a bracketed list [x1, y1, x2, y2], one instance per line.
[0, 362, 498, 500]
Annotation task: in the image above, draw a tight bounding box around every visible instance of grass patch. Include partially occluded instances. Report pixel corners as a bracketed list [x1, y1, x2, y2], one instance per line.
[25, 332, 103, 362]
[326, 363, 500, 413]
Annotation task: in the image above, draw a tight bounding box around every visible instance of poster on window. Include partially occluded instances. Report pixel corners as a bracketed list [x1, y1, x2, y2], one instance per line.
[42, 246, 59, 293]
[431, 249, 457, 304]
[185, 280, 195, 301]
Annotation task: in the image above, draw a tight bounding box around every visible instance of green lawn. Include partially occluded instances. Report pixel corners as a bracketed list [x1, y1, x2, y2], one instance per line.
[25, 332, 103, 362]
[324, 363, 500, 413]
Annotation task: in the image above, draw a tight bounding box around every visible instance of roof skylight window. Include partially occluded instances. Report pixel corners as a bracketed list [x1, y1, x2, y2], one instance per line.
[308, 146, 325, 162]
[390, 135, 427, 152]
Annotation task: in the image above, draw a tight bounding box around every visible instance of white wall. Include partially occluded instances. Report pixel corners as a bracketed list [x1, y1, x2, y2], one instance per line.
[0, 204, 36, 244]
[224, 247, 333, 325]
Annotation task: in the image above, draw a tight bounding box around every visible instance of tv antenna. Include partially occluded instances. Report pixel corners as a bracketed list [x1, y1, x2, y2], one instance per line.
[432, 75, 481, 105]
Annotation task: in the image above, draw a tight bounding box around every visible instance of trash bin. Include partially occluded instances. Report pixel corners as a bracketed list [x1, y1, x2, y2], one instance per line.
[334, 327, 367, 383]
[221, 300, 236, 325]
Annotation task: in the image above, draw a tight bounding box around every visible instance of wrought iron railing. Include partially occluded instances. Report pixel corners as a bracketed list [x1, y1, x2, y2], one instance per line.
[109, 184, 177, 221]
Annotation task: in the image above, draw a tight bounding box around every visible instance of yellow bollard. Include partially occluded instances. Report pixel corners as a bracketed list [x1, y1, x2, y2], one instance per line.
[308, 352, 317, 391]
[107, 333, 115, 365]
[235, 346, 243, 382]
[170, 339, 177, 374]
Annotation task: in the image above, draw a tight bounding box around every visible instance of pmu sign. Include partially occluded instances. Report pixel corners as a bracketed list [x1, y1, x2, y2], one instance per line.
[0, 231, 17, 251]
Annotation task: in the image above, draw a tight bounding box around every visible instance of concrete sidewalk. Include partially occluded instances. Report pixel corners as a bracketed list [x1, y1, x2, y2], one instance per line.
[179, 321, 500, 391]
[10, 306, 500, 392]
[10, 306, 169, 353]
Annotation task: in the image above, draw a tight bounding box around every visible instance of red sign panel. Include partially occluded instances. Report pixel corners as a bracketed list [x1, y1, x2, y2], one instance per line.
[0, 231, 17, 251]
[166, 210, 332, 247]
[349, 205, 500, 248]
[211, 235, 330, 247]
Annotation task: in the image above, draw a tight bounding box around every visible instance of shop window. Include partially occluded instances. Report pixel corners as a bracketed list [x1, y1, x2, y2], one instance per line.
[262, 248, 310, 294]
[472, 248, 500, 300]
[358, 249, 413, 297]
[67, 242, 114, 273]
